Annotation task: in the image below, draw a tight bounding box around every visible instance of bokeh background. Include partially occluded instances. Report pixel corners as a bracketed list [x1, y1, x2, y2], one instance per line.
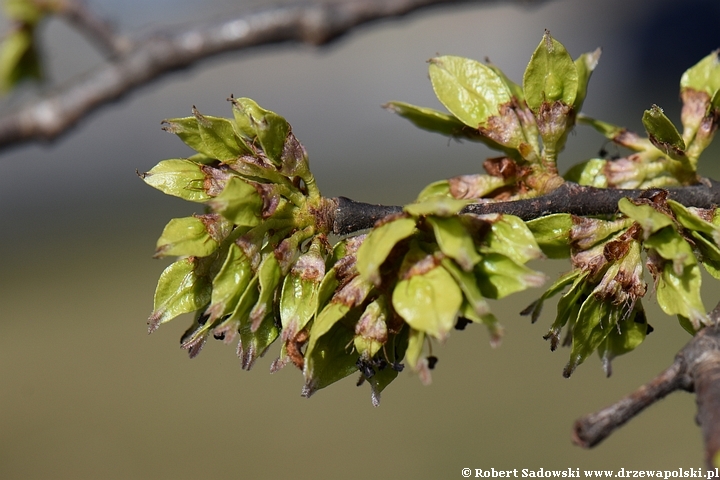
[2, 0, 720, 478]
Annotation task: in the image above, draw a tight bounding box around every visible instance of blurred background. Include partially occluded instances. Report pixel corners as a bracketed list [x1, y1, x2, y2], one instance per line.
[1, 0, 720, 478]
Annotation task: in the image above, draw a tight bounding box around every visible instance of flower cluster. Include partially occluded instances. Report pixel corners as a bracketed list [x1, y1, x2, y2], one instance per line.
[144, 33, 720, 398]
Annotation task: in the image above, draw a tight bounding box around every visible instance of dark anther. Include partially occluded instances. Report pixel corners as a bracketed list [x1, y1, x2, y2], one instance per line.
[355, 358, 375, 379]
[374, 358, 388, 371]
[427, 356, 438, 370]
[213, 332, 226, 340]
[391, 362, 405, 372]
[455, 317, 471, 330]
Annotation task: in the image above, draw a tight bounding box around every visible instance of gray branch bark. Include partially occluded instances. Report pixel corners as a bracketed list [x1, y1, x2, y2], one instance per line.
[0, 0, 543, 151]
[573, 302, 720, 468]
[330, 179, 720, 235]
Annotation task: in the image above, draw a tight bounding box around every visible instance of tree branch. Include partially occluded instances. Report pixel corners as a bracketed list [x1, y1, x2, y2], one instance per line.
[55, 0, 130, 57]
[0, 0, 545, 151]
[330, 179, 720, 235]
[573, 302, 720, 468]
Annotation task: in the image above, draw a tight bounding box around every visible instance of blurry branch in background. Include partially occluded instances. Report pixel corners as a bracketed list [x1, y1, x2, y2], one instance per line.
[573, 302, 720, 468]
[0, 0, 547, 152]
[53, 0, 131, 57]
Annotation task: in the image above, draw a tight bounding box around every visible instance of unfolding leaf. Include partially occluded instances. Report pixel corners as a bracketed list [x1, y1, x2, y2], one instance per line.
[404, 196, 468, 217]
[644, 227, 696, 271]
[392, 264, 463, 339]
[230, 97, 289, 165]
[481, 214, 542, 263]
[573, 48, 601, 112]
[383, 101, 479, 139]
[427, 216, 481, 271]
[521, 269, 582, 324]
[523, 31, 578, 112]
[148, 257, 212, 333]
[564, 294, 622, 377]
[141, 159, 210, 202]
[303, 306, 360, 396]
[655, 261, 708, 330]
[448, 174, 509, 199]
[428, 55, 511, 128]
[441, 258, 489, 318]
[208, 176, 262, 226]
[525, 213, 572, 258]
[353, 298, 389, 359]
[476, 253, 546, 299]
[154, 215, 227, 258]
[618, 197, 673, 238]
[280, 248, 325, 331]
[642, 105, 686, 159]
[404, 327, 425, 371]
[356, 217, 416, 285]
[237, 304, 279, 370]
[249, 253, 282, 331]
[681, 50, 720, 98]
[205, 243, 253, 322]
[669, 199, 720, 244]
[194, 109, 245, 160]
[598, 304, 649, 377]
[563, 158, 608, 187]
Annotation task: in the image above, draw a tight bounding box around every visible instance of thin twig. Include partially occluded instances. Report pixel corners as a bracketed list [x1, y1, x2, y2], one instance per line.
[572, 361, 691, 449]
[573, 303, 720, 468]
[0, 0, 543, 151]
[55, 0, 130, 57]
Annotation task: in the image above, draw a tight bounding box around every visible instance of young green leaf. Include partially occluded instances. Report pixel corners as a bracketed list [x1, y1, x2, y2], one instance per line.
[237, 304, 280, 370]
[154, 215, 229, 258]
[427, 216, 481, 271]
[194, 109, 245, 160]
[303, 305, 360, 396]
[681, 50, 720, 98]
[573, 48, 601, 112]
[148, 257, 212, 333]
[230, 97, 289, 165]
[481, 214, 542, 264]
[383, 101, 479, 139]
[525, 213, 572, 258]
[523, 31, 578, 112]
[205, 243, 254, 322]
[654, 261, 708, 331]
[428, 55, 512, 128]
[642, 105, 687, 159]
[668, 200, 720, 244]
[404, 327, 425, 371]
[441, 258, 490, 318]
[356, 217, 416, 285]
[141, 159, 210, 202]
[597, 305, 649, 377]
[476, 253, 546, 299]
[392, 264, 463, 340]
[353, 298, 389, 359]
[404, 196, 469, 217]
[564, 294, 621, 377]
[618, 198, 673, 238]
[207, 176, 263, 226]
[249, 253, 282, 331]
